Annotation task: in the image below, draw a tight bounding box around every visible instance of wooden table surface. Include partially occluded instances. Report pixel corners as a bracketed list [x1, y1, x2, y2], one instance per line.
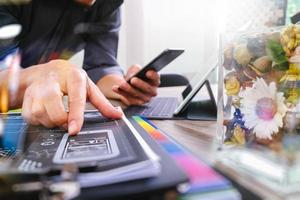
[151, 119, 216, 162]
[146, 86, 295, 200]
[151, 86, 216, 161]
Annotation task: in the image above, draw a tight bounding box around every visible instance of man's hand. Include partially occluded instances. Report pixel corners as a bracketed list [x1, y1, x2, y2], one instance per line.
[110, 65, 160, 106]
[18, 60, 122, 135]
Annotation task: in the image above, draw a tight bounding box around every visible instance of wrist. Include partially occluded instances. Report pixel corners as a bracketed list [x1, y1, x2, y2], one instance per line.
[7, 68, 31, 109]
[4, 66, 40, 109]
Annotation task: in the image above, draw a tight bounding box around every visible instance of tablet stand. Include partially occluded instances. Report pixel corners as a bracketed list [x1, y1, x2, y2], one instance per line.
[174, 80, 217, 121]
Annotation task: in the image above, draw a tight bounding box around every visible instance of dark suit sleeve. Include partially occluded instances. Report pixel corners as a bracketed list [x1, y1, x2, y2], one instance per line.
[83, 2, 123, 84]
[0, 6, 20, 60]
[0, 6, 19, 26]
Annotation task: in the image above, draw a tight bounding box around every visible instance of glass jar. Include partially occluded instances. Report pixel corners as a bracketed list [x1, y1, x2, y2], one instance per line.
[215, 25, 300, 194]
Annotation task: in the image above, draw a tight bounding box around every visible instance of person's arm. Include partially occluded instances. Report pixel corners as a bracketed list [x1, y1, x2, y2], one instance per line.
[0, 5, 122, 135]
[83, 4, 124, 88]
[0, 60, 122, 135]
[83, 4, 160, 106]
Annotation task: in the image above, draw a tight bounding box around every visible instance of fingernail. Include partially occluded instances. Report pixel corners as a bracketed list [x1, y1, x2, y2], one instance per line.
[112, 86, 119, 91]
[123, 83, 130, 89]
[68, 120, 77, 135]
[131, 78, 137, 84]
[147, 71, 153, 77]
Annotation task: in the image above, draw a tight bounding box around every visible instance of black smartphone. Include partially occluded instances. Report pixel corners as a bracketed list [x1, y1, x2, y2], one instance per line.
[127, 48, 184, 83]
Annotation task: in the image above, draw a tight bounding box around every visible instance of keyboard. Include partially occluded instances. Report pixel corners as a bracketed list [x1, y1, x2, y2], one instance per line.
[124, 97, 179, 119]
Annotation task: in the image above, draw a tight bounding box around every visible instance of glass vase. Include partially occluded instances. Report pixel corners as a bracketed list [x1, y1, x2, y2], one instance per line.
[215, 25, 300, 195]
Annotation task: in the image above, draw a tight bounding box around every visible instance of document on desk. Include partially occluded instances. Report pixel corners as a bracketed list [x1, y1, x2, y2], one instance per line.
[0, 111, 161, 188]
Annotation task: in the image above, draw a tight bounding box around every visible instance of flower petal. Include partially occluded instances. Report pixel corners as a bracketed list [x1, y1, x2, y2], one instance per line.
[239, 78, 286, 140]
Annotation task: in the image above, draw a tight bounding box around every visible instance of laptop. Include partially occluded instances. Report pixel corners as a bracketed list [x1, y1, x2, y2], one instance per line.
[124, 64, 218, 120]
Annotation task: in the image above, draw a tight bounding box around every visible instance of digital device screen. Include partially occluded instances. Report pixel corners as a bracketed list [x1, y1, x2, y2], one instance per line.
[53, 129, 120, 164]
[174, 63, 218, 115]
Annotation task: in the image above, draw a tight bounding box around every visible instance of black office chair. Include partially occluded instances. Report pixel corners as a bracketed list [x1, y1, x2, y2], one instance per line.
[159, 73, 189, 87]
[291, 12, 300, 24]
[159, 73, 193, 98]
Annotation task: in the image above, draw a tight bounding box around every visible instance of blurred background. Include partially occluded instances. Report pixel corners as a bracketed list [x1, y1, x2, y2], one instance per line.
[68, 0, 300, 81]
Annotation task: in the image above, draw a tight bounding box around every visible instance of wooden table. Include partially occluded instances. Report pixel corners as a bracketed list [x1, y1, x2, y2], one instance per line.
[142, 86, 295, 200]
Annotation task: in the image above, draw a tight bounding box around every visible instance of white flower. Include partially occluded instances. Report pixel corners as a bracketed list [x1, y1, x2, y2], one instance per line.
[240, 78, 287, 139]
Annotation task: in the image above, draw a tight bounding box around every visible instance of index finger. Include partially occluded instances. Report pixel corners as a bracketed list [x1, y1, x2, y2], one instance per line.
[67, 69, 87, 135]
[87, 78, 122, 119]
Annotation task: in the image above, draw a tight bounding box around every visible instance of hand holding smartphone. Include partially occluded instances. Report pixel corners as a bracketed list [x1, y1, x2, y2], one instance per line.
[127, 48, 184, 84]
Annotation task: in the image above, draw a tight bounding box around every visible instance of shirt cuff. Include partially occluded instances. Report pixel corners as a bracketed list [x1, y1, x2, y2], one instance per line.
[85, 65, 124, 83]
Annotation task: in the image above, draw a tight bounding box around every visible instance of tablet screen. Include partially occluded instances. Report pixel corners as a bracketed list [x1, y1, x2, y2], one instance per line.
[53, 129, 120, 164]
[174, 63, 217, 115]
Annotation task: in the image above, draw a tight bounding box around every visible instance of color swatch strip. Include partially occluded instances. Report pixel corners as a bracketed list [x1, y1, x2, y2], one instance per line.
[133, 116, 231, 194]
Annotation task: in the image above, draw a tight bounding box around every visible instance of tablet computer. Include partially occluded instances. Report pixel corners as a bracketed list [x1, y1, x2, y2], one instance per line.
[173, 63, 217, 115]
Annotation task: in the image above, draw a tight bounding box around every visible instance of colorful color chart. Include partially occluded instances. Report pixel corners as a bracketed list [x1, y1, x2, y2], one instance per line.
[133, 116, 236, 197]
